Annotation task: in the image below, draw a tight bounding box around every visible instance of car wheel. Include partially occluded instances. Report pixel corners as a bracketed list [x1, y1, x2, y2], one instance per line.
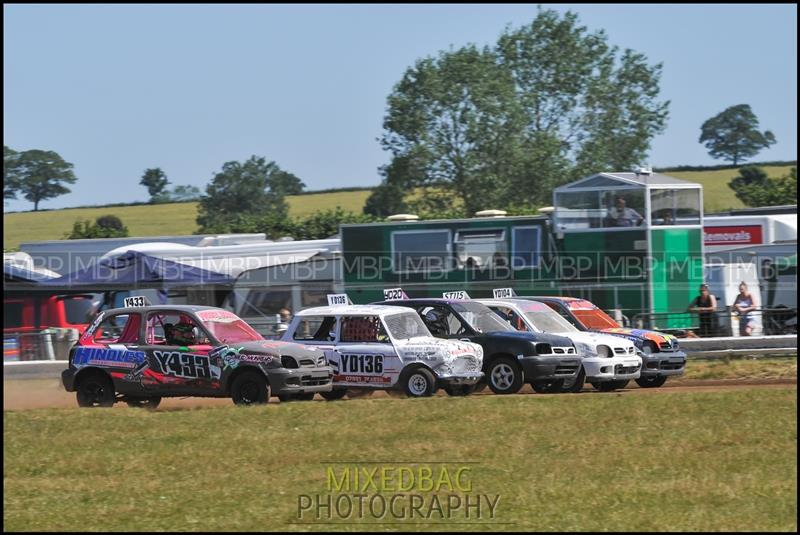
[636, 375, 668, 388]
[487, 357, 523, 395]
[278, 392, 315, 402]
[560, 367, 586, 393]
[531, 379, 564, 393]
[472, 379, 488, 393]
[592, 379, 629, 392]
[126, 397, 162, 409]
[444, 384, 476, 396]
[76, 372, 116, 408]
[320, 388, 348, 401]
[402, 367, 436, 397]
[231, 371, 269, 405]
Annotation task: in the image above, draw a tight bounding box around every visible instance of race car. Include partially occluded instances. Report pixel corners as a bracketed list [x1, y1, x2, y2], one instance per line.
[61, 302, 333, 408]
[281, 303, 484, 398]
[520, 296, 686, 388]
[478, 297, 641, 392]
[373, 293, 584, 395]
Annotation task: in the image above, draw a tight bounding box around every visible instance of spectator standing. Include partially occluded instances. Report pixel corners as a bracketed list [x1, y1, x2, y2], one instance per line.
[689, 283, 717, 337]
[732, 282, 758, 336]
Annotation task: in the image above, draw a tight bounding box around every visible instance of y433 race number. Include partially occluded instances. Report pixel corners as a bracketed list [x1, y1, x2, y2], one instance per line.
[340, 354, 384, 374]
[154, 351, 214, 379]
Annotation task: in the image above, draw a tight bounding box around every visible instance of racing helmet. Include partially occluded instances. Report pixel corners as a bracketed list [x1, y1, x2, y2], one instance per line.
[422, 308, 449, 336]
[166, 321, 197, 346]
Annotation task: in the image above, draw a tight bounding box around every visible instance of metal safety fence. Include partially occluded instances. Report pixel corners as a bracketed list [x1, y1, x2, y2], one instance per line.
[631, 307, 797, 337]
[3, 329, 80, 362]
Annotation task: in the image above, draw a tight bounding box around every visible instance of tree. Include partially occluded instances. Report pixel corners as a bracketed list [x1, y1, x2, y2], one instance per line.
[699, 104, 776, 165]
[380, 8, 669, 215]
[140, 168, 170, 201]
[363, 182, 407, 218]
[382, 44, 523, 215]
[66, 215, 129, 239]
[196, 156, 290, 232]
[169, 184, 202, 202]
[270, 169, 305, 196]
[4, 146, 20, 201]
[7, 149, 77, 210]
[729, 166, 797, 207]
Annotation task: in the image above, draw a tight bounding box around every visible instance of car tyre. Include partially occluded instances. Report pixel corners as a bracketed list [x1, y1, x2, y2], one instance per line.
[560, 367, 586, 393]
[320, 388, 348, 401]
[592, 379, 630, 392]
[278, 392, 316, 402]
[444, 384, 476, 396]
[231, 371, 269, 405]
[531, 379, 564, 394]
[126, 397, 162, 409]
[636, 376, 668, 388]
[472, 379, 488, 393]
[487, 356, 524, 395]
[76, 372, 116, 408]
[402, 367, 436, 398]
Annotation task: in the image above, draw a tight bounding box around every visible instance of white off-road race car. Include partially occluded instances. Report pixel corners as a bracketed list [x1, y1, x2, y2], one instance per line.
[479, 293, 642, 392]
[281, 299, 484, 399]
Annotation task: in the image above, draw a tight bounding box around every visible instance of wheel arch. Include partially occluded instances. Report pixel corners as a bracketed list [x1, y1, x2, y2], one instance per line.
[74, 366, 113, 388]
[224, 364, 269, 394]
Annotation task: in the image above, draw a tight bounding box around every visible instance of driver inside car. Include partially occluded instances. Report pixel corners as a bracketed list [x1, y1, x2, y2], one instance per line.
[164, 321, 198, 346]
[422, 308, 450, 336]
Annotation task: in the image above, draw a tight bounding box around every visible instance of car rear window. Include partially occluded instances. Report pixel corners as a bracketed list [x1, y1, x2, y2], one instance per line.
[293, 316, 337, 342]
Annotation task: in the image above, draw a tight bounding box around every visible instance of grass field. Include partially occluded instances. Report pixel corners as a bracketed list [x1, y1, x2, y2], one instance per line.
[684, 357, 797, 380]
[2, 165, 794, 249]
[3, 388, 797, 531]
[668, 165, 793, 213]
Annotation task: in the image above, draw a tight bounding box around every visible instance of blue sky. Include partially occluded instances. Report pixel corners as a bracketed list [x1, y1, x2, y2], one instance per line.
[3, 4, 797, 212]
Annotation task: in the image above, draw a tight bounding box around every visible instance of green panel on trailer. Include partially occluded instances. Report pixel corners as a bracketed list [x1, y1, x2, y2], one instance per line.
[557, 230, 648, 283]
[650, 228, 704, 329]
[341, 217, 553, 301]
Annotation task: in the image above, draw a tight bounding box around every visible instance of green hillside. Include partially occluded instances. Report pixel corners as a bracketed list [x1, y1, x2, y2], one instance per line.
[3, 165, 794, 249]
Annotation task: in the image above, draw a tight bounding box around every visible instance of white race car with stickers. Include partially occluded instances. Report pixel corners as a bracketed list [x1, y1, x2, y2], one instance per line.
[282, 302, 484, 399]
[480, 289, 642, 392]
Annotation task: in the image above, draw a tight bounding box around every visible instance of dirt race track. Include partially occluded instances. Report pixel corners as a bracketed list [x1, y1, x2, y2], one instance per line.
[4, 377, 796, 411]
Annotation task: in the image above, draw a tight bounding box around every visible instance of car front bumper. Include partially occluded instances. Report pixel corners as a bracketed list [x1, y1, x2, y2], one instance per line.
[517, 355, 582, 382]
[639, 350, 687, 378]
[435, 370, 484, 386]
[583, 356, 642, 382]
[268, 367, 333, 396]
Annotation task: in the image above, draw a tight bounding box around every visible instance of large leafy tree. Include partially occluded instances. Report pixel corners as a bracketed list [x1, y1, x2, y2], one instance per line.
[381, 45, 523, 215]
[376, 8, 669, 216]
[4, 146, 20, 201]
[140, 168, 170, 201]
[9, 149, 77, 211]
[196, 156, 291, 232]
[699, 104, 776, 165]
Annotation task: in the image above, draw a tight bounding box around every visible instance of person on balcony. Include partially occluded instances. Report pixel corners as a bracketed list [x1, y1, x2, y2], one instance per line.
[606, 196, 644, 227]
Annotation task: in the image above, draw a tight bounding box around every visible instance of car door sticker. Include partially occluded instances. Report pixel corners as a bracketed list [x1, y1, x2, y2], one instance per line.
[152, 351, 221, 380]
[72, 347, 146, 369]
